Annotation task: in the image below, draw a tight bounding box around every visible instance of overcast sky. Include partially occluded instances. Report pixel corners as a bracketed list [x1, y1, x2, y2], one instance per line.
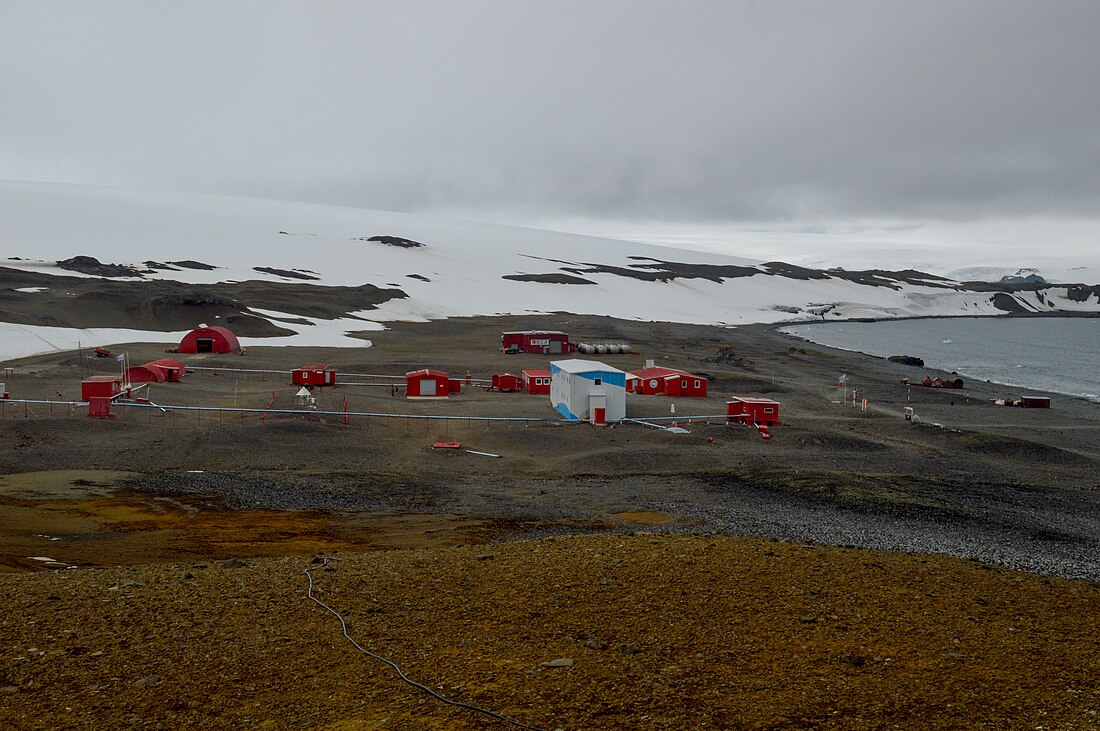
[2, 1, 1098, 271]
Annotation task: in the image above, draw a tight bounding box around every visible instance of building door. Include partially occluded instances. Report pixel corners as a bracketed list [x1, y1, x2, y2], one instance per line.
[549, 340, 562, 354]
[589, 393, 607, 425]
[419, 379, 437, 396]
[197, 337, 213, 353]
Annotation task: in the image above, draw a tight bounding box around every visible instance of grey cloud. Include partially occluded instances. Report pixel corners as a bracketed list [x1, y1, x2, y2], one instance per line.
[1, 1, 1098, 225]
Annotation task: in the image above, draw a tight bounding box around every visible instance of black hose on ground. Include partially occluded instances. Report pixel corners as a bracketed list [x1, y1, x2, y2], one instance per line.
[304, 557, 548, 731]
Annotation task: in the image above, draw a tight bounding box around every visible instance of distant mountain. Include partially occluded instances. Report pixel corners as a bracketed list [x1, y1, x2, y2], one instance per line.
[1000, 272, 1047, 285]
[1, 181, 1098, 359]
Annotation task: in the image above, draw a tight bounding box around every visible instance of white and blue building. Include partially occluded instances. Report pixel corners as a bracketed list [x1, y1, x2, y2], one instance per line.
[549, 359, 626, 425]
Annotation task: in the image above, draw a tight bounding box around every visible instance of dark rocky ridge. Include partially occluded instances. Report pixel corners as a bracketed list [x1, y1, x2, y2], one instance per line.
[57, 256, 144, 278]
[502, 273, 597, 285]
[253, 267, 320, 281]
[0, 267, 405, 335]
[1067, 284, 1100, 303]
[991, 292, 1033, 313]
[356, 235, 426, 249]
[169, 260, 220, 271]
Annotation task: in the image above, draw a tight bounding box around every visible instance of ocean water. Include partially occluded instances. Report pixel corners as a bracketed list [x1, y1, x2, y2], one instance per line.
[781, 317, 1100, 403]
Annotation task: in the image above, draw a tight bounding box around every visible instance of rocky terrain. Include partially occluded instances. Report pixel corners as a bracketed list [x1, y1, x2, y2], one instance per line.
[1, 315, 1099, 728]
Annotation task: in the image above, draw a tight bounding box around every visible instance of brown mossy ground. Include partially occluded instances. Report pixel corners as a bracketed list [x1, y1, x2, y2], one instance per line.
[1, 534, 1098, 730]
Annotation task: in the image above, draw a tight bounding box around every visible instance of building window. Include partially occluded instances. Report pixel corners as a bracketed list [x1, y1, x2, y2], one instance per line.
[694, 380, 701, 388]
[594, 378, 602, 386]
[763, 407, 774, 413]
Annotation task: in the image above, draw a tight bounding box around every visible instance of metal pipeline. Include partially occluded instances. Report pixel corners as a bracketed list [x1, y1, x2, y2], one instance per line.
[2, 398, 727, 425]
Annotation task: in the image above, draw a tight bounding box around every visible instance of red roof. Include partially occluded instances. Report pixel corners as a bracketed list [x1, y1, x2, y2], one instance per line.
[406, 369, 448, 378]
[629, 366, 703, 381]
[145, 358, 184, 370]
[522, 369, 551, 378]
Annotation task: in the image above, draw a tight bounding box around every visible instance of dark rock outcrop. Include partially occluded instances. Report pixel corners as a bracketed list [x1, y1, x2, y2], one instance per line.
[57, 256, 143, 278]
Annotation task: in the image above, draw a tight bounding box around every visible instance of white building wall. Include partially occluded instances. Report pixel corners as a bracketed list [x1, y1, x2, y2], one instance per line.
[550, 360, 627, 422]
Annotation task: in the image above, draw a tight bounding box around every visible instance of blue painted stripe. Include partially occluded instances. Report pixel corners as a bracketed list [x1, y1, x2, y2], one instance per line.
[554, 401, 580, 421]
[575, 371, 626, 388]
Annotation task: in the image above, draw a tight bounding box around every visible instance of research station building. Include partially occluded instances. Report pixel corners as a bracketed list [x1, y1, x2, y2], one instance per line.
[292, 364, 337, 387]
[178, 326, 240, 354]
[626, 366, 708, 398]
[501, 331, 576, 355]
[549, 359, 626, 425]
[727, 397, 780, 427]
[406, 369, 451, 398]
[126, 358, 185, 384]
[522, 369, 551, 395]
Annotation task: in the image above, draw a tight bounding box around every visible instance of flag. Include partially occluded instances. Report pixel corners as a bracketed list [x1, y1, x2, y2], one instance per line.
[837, 373, 847, 386]
[116, 354, 125, 362]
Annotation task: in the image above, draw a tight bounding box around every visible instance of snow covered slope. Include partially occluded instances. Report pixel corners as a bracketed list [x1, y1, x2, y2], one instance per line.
[1, 181, 1098, 359]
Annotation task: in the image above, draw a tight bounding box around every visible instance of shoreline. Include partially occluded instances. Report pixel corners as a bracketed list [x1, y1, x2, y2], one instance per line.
[774, 317, 1100, 405]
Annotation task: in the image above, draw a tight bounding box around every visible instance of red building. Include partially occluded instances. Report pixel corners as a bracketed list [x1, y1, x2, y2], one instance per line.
[522, 369, 551, 395]
[491, 373, 522, 392]
[146, 358, 185, 381]
[127, 358, 185, 384]
[126, 363, 168, 384]
[178, 326, 240, 354]
[406, 369, 450, 398]
[727, 397, 780, 426]
[82, 375, 123, 419]
[501, 331, 576, 355]
[627, 367, 708, 397]
[81, 375, 123, 401]
[292, 364, 337, 387]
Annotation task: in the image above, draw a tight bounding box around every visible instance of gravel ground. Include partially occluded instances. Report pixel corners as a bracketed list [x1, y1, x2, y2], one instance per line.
[112, 464, 1100, 581]
[122, 471, 419, 512]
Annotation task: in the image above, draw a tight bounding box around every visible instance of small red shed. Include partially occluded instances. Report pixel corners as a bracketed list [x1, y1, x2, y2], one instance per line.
[501, 331, 576, 355]
[1016, 396, 1051, 409]
[178, 326, 240, 354]
[627, 367, 708, 398]
[727, 397, 780, 427]
[491, 373, 522, 392]
[81, 375, 123, 401]
[522, 369, 551, 395]
[448, 378, 462, 394]
[292, 364, 337, 387]
[406, 369, 450, 398]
